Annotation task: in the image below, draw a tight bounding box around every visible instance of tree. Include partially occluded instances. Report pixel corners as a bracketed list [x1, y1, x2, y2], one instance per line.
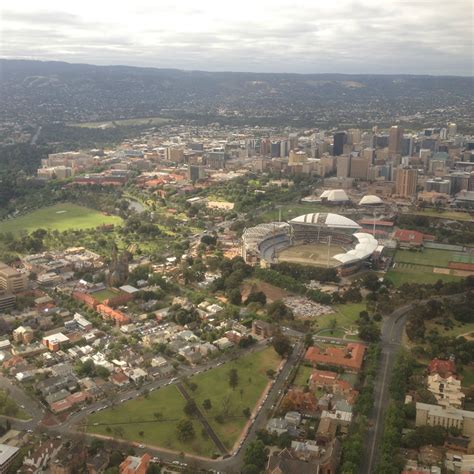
[183, 399, 197, 417]
[329, 318, 337, 334]
[227, 288, 242, 305]
[304, 333, 313, 348]
[245, 291, 267, 306]
[228, 368, 239, 390]
[176, 419, 195, 442]
[243, 407, 251, 418]
[244, 440, 268, 470]
[267, 300, 293, 321]
[272, 334, 292, 358]
[202, 399, 212, 411]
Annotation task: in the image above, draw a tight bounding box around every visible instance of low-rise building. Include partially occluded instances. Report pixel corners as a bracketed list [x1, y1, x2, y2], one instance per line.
[416, 403, 474, 437]
[427, 373, 465, 408]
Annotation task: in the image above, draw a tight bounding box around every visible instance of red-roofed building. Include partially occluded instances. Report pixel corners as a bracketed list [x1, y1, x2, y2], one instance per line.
[305, 343, 366, 373]
[120, 453, 151, 474]
[428, 358, 456, 378]
[111, 371, 130, 387]
[393, 229, 435, 248]
[96, 304, 130, 326]
[310, 369, 338, 388]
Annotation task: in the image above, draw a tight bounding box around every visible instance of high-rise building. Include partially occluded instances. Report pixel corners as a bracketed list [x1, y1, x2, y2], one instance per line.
[188, 165, 205, 182]
[401, 135, 414, 156]
[388, 125, 404, 155]
[336, 155, 351, 178]
[447, 123, 457, 138]
[395, 167, 418, 198]
[362, 148, 376, 164]
[333, 132, 347, 156]
[425, 178, 451, 195]
[165, 147, 184, 163]
[350, 157, 369, 180]
[288, 150, 307, 166]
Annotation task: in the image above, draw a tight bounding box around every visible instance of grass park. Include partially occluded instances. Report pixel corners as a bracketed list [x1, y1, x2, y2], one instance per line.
[258, 203, 331, 223]
[412, 209, 472, 222]
[86, 347, 281, 456]
[0, 203, 122, 235]
[67, 117, 171, 128]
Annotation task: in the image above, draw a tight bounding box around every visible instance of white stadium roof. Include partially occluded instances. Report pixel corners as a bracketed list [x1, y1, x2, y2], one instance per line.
[319, 189, 349, 202]
[289, 213, 360, 229]
[333, 232, 378, 264]
[359, 195, 383, 205]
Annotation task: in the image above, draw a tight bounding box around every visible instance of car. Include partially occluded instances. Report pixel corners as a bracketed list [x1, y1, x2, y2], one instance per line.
[27, 429, 33, 433]
[93, 422, 99, 426]
[20, 405, 25, 409]
[138, 444, 145, 448]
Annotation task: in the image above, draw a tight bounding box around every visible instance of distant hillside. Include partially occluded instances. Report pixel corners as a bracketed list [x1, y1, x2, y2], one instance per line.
[0, 59, 473, 128]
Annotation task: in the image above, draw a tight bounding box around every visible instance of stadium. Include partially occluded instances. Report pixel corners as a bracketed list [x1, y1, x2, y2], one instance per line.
[242, 212, 381, 275]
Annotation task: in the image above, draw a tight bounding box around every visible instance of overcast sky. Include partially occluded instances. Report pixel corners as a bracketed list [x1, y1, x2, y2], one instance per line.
[1, 0, 472, 75]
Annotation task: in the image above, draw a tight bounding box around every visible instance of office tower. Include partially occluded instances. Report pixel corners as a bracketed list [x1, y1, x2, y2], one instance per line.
[271, 141, 281, 158]
[260, 138, 271, 156]
[333, 132, 347, 156]
[336, 155, 351, 178]
[375, 134, 389, 148]
[188, 165, 205, 182]
[396, 167, 418, 197]
[347, 129, 362, 146]
[401, 135, 414, 156]
[165, 147, 185, 163]
[425, 178, 451, 194]
[447, 123, 457, 138]
[206, 150, 226, 169]
[388, 126, 404, 155]
[363, 148, 376, 164]
[289, 133, 298, 151]
[349, 157, 369, 180]
[289, 150, 307, 166]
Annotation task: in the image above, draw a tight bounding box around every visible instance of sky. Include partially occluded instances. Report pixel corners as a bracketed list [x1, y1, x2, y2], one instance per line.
[0, 0, 473, 75]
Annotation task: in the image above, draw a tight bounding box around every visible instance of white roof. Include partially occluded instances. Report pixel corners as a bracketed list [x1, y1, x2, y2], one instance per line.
[319, 189, 349, 202]
[0, 444, 19, 465]
[333, 232, 378, 264]
[290, 213, 360, 229]
[359, 195, 383, 205]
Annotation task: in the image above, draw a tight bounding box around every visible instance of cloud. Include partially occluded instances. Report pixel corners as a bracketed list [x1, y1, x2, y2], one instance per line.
[0, 0, 472, 75]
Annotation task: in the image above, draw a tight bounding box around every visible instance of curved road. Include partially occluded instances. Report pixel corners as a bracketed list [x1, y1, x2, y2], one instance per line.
[361, 292, 468, 473]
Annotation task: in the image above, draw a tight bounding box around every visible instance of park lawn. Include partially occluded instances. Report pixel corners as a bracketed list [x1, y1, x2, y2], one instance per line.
[315, 328, 346, 338]
[86, 385, 216, 457]
[394, 249, 457, 268]
[412, 209, 472, 222]
[0, 203, 121, 235]
[425, 319, 474, 339]
[67, 117, 171, 128]
[190, 348, 281, 450]
[258, 203, 331, 223]
[293, 364, 313, 388]
[386, 268, 462, 287]
[0, 391, 30, 420]
[315, 302, 367, 331]
[461, 366, 474, 388]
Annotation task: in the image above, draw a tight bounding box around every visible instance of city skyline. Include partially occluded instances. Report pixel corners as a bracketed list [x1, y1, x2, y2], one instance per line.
[1, 0, 473, 76]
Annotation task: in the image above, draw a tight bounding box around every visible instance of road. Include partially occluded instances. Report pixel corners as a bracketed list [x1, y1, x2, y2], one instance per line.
[361, 292, 467, 473]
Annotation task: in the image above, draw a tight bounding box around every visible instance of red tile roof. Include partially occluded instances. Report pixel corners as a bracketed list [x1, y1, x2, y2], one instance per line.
[428, 358, 456, 377]
[305, 343, 366, 371]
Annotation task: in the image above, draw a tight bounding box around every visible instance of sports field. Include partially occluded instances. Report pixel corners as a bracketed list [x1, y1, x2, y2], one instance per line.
[277, 242, 344, 267]
[388, 248, 471, 286]
[0, 203, 121, 235]
[90, 288, 121, 302]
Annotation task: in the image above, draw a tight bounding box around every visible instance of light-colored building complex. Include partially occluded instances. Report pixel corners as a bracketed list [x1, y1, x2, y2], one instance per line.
[427, 374, 465, 408]
[416, 403, 474, 437]
[0, 262, 28, 294]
